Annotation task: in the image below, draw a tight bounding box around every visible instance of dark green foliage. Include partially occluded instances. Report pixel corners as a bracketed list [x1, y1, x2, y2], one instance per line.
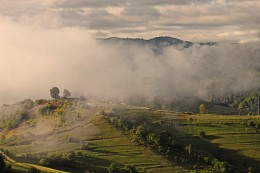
[39, 158, 50, 166]
[199, 131, 207, 138]
[29, 167, 40, 173]
[63, 89, 71, 98]
[0, 154, 12, 173]
[108, 163, 121, 173]
[0, 99, 33, 130]
[35, 99, 47, 105]
[210, 90, 259, 115]
[248, 167, 254, 173]
[39, 152, 76, 167]
[135, 125, 146, 137]
[50, 87, 60, 99]
[213, 160, 232, 173]
[108, 163, 137, 173]
[38, 103, 58, 115]
[248, 121, 255, 127]
[124, 164, 137, 173]
[0, 154, 6, 170]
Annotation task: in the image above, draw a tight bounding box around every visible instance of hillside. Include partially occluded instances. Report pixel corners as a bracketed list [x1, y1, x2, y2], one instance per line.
[0, 99, 259, 173]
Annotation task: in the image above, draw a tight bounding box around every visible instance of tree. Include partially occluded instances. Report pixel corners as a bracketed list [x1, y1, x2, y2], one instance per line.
[199, 104, 206, 114]
[50, 87, 60, 99]
[63, 89, 71, 98]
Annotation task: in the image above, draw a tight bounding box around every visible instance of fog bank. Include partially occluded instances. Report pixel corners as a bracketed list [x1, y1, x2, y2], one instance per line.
[0, 16, 259, 104]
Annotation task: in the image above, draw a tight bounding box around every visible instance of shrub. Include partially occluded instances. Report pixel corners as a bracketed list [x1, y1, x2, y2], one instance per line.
[136, 125, 146, 137]
[39, 158, 50, 166]
[35, 99, 47, 105]
[29, 167, 40, 173]
[199, 131, 207, 138]
[80, 142, 89, 150]
[248, 167, 254, 173]
[124, 164, 137, 173]
[248, 121, 255, 127]
[203, 157, 210, 164]
[108, 163, 121, 173]
[213, 161, 231, 173]
[38, 103, 58, 115]
[76, 151, 83, 156]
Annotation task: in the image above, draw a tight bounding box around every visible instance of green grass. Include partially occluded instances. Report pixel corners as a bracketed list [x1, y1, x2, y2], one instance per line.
[75, 116, 189, 172]
[114, 107, 260, 171]
[1, 110, 189, 173]
[2, 101, 259, 172]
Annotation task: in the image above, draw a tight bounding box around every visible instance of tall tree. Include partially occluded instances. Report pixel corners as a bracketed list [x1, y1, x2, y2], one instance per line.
[50, 87, 60, 99]
[63, 89, 71, 98]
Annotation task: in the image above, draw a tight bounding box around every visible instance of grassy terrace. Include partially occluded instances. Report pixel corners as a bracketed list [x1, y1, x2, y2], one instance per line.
[113, 107, 260, 172]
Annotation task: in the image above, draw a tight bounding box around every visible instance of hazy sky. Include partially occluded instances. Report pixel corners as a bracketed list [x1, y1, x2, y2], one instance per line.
[0, 0, 259, 42]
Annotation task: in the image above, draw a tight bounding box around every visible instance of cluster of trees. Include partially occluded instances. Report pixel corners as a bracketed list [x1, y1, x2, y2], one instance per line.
[108, 163, 136, 173]
[50, 87, 71, 99]
[39, 152, 75, 167]
[247, 121, 260, 133]
[107, 114, 238, 173]
[0, 99, 33, 131]
[210, 91, 259, 115]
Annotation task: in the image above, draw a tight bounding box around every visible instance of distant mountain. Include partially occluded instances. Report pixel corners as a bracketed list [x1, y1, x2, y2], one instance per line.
[98, 36, 216, 48]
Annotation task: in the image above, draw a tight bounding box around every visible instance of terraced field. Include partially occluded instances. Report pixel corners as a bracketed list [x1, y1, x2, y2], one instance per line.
[114, 108, 260, 172]
[0, 102, 189, 173]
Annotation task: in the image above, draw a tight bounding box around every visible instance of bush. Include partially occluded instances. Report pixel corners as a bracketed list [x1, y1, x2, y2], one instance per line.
[80, 142, 89, 150]
[38, 103, 58, 115]
[35, 99, 47, 105]
[203, 157, 210, 164]
[199, 131, 207, 138]
[248, 121, 255, 127]
[213, 161, 231, 173]
[136, 125, 146, 137]
[108, 163, 121, 173]
[124, 164, 137, 173]
[29, 167, 40, 173]
[39, 158, 50, 166]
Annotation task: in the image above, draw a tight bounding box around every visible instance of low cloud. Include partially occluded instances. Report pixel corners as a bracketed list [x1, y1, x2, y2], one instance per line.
[0, 17, 259, 104]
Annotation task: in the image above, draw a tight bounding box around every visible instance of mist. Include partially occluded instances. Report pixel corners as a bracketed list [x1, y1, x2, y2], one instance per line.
[0, 16, 259, 105]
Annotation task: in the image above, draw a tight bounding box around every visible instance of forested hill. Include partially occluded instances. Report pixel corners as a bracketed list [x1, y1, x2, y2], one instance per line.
[209, 90, 260, 115]
[98, 36, 216, 48]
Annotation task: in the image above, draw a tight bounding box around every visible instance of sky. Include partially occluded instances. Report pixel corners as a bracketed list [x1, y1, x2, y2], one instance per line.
[0, 0, 259, 42]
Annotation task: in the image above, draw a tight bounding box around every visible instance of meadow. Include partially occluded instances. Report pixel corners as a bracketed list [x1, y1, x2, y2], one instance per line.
[0, 100, 259, 173]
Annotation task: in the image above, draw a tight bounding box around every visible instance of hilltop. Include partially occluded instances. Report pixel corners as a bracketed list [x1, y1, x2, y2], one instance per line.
[98, 36, 216, 48]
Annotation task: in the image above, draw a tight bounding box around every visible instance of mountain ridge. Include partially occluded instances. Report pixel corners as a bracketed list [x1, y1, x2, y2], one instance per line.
[98, 36, 217, 48]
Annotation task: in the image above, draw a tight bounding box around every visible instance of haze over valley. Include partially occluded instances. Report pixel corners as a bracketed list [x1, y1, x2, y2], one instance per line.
[0, 0, 259, 173]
